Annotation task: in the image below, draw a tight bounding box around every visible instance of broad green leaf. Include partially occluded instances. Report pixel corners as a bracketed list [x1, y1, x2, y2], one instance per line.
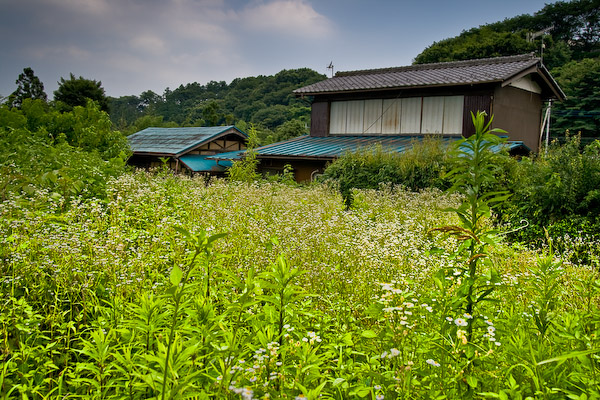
[170, 265, 183, 286]
[361, 330, 377, 338]
[332, 377, 346, 387]
[466, 375, 478, 388]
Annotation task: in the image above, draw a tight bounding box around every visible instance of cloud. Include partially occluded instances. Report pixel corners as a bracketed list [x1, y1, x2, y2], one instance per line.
[45, 0, 110, 16]
[0, 0, 336, 97]
[240, 0, 333, 38]
[129, 35, 168, 56]
[22, 45, 92, 61]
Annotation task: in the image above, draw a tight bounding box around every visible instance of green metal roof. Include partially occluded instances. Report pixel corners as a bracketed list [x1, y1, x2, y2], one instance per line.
[216, 135, 529, 160]
[128, 126, 246, 156]
[179, 154, 234, 173]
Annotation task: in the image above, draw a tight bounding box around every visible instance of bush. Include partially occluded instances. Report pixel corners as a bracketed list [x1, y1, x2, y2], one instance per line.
[0, 99, 130, 203]
[500, 134, 600, 265]
[505, 134, 600, 221]
[322, 137, 451, 206]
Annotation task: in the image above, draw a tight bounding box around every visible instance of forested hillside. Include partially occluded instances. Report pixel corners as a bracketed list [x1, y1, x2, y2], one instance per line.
[108, 68, 325, 144]
[414, 0, 599, 138]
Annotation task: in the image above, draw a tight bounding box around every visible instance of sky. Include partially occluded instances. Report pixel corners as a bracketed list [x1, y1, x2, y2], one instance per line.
[0, 0, 557, 99]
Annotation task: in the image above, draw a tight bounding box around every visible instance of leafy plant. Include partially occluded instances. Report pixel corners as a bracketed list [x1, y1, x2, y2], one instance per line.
[227, 124, 260, 183]
[322, 136, 451, 207]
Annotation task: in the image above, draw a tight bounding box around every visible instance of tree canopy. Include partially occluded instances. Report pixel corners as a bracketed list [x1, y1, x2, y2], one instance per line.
[108, 68, 325, 144]
[6, 67, 47, 109]
[54, 73, 109, 112]
[551, 57, 600, 137]
[415, 0, 599, 68]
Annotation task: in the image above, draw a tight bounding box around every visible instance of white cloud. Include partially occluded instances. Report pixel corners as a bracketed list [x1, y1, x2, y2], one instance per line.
[240, 0, 333, 38]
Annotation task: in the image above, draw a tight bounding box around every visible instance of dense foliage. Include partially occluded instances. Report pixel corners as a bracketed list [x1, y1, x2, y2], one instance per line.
[321, 137, 452, 206]
[321, 116, 600, 266]
[54, 73, 110, 113]
[414, 0, 600, 138]
[414, 0, 599, 68]
[0, 99, 129, 202]
[6, 67, 48, 109]
[108, 68, 324, 144]
[2, 170, 599, 399]
[498, 135, 600, 266]
[551, 57, 600, 138]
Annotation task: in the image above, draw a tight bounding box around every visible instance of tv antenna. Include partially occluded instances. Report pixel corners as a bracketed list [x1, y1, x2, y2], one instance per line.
[327, 61, 334, 77]
[527, 25, 554, 61]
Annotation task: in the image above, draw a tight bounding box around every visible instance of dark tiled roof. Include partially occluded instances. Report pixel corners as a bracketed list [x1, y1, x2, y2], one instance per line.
[294, 54, 542, 95]
[128, 126, 246, 156]
[215, 135, 528, 160]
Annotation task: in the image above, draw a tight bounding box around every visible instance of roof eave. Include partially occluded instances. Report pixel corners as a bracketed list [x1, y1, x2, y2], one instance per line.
[294, 80, 503, 97]
[256, 154, 335, 161]
[131, 151, 177, 157]
[501, 63, 566, 101]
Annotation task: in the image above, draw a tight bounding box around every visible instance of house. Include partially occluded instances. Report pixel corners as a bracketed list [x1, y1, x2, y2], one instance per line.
[127, 126, 247, 175]
[222, 54, 564, 181]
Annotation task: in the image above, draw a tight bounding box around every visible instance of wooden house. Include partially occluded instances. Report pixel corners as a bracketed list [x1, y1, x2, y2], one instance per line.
[235, 54, 565, 181]
[127, 126, 247, 175]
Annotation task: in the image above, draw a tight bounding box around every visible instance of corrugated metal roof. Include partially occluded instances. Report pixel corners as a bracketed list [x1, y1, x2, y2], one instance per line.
[211, 135, 529, 161]
[179, 154, 233, 172]
[128, 126, 246, 156]
[207, 150, 245, 161]
[294, 54, 548, 95]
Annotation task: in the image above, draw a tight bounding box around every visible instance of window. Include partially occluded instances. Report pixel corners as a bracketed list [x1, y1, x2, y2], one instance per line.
[329, 95, 464, 135]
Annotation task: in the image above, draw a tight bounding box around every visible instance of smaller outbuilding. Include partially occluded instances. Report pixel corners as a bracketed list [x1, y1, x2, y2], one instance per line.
[127, 126, 247, 175]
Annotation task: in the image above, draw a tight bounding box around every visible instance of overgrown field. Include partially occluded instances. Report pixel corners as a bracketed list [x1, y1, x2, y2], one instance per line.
[1, 171, 599, 399]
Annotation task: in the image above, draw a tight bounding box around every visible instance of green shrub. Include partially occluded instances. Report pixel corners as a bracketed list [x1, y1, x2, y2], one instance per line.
[227, 125, 260, 183]
[0, 99, 130, 203]
[499, 134, 600, 265]
[322, 137, 451, 206]
[506, 134, 600, 221]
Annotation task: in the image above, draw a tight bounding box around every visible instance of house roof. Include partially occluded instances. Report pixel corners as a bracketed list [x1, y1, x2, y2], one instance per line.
[178, 154, 234, 173]
[294, 54, 565, 100]
[128, 126, 247, 157]
[210, 135, 530, 162]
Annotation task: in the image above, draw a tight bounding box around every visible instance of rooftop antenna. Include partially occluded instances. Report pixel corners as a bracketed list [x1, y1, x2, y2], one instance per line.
[327, 61, 334, 77]
[527, 25, 554, 62]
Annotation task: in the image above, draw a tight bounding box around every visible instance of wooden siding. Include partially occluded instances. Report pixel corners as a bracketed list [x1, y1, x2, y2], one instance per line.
[310, 101, 329, 137]
[463, 95, 492, 137]
[187, 139, 245, 155]
[492, 86, 542, 151]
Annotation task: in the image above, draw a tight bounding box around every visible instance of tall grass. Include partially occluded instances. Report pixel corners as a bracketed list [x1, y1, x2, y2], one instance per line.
[1, 169, 599, 398]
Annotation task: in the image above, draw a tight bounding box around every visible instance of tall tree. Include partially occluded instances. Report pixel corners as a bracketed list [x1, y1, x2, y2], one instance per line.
[415, 0, 599, 68]
[551, 57, 600, 137]
[7, 67, 48, 109]
[54, 73, 109, 112]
